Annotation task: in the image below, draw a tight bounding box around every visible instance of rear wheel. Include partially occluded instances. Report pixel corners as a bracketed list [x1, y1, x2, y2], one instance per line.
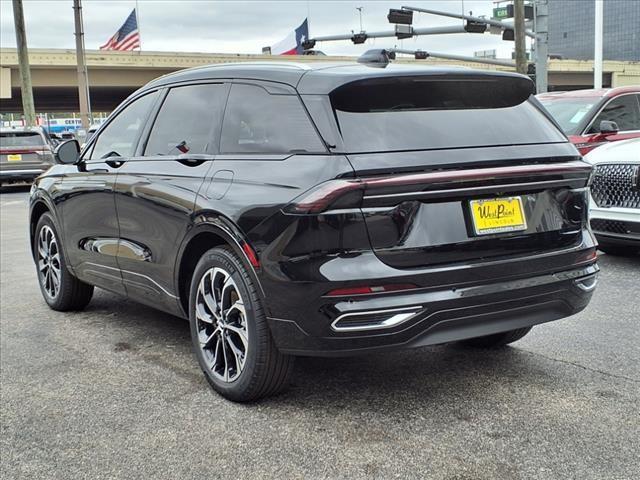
[458, 327, 532, 348]
[189, 246, 294, 402]
[35, 213, 93, 311]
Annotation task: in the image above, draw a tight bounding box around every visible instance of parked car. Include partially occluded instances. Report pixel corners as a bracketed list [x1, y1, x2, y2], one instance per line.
[1, 127, 56, 186]
[29, 60, 598, 401]
[537, 86, 640, 156]
[584, 138, 640, 255]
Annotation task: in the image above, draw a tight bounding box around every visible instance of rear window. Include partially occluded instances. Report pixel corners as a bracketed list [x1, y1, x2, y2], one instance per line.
[330, 77, 566, 153]
[0, 132, 45, 148]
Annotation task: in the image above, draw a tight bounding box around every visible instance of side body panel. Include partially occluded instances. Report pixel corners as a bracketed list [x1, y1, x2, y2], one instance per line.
[114, 157, 212, 314]
[56, 160, 125, 295]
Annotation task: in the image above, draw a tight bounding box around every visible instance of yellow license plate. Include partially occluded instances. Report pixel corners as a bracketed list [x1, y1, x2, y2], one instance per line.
[7, 154, 22, 162]
[470, 196, 527, 235]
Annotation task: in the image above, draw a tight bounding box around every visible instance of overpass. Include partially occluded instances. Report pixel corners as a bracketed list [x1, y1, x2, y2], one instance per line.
[1, 48, 639, 113]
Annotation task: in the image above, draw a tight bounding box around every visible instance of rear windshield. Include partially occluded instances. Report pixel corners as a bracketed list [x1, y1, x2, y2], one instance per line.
[330, 77, 566, 153]
[537, 97, 598, 135]
[0, 132, 45, 148]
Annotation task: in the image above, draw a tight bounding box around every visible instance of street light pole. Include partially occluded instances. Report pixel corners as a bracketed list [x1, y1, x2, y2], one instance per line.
[594, 0, 603, 89]
[534, 0, 549, 93]
[11, 0, 36, 127]
[73, 0, 91, 129]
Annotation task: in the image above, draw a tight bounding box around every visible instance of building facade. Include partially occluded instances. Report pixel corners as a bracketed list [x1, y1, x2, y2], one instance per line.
[548, 0, 640, 61]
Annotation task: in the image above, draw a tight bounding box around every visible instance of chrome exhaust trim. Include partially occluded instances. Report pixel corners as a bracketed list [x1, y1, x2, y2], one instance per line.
[331, 306, 422, 332]
[575, 275, 598, 292]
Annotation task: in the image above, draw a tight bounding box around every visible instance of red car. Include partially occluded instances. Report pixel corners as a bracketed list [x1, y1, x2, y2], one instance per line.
[537, 86, 640, 156]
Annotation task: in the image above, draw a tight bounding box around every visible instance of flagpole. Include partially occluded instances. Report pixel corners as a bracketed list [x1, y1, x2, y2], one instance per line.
[135, 0, 142, 52]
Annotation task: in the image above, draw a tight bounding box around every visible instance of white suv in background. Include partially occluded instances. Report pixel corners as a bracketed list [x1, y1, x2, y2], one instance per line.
[585, 138, 640, 255]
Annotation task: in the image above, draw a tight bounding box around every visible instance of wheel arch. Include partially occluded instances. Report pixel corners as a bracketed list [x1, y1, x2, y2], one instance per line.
[174, 215, 265, 318]
[29, 197, 55, 259]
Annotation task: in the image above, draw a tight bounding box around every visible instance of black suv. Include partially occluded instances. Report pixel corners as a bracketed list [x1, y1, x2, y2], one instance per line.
[30, 61, 598, 401]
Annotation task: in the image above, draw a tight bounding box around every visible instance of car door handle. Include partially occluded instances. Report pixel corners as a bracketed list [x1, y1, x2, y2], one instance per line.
[105, 159, 126, 168]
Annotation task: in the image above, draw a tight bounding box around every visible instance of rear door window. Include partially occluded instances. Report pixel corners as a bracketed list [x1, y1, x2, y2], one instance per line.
[144, 83, 228, 156]
[587, 94, 640, 133]
[220, 83, 325, 154]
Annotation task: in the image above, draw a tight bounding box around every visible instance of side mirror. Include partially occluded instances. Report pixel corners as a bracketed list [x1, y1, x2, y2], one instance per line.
[54, 139, 80, 164]
[599, 120, 619, 134]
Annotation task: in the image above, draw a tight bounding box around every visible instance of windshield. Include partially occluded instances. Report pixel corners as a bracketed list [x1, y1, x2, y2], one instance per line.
[537, 97, 598, 135]
[330, 77, 565, 153]
[0, 132, 45, 148]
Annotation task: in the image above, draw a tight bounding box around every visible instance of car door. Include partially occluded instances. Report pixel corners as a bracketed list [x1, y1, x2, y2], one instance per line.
[113, 82, 229, 314]
[58, 91, 159, 295]
[584, 93, 640, 145]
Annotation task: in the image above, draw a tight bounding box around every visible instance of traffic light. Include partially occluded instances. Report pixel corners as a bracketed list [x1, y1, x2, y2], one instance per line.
[502, 29, 515, 41]
[351, 33, 368, 44]
[302, 39, 316, 50]
[388, 8, 413, 25]
[465, 20, 487, 33]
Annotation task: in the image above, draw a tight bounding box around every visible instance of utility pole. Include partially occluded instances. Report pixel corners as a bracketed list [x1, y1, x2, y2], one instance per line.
[73, 0, 91, 129]
[514, 0, 528, 75]
[534, 0, 549, 93]
[594, 0, 603, 89]
[11, 0, 36, 127]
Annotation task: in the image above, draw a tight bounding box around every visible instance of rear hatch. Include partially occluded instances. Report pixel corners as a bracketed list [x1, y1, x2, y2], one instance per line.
[329, 74, 591, 269]
[0, 131, 53, 171]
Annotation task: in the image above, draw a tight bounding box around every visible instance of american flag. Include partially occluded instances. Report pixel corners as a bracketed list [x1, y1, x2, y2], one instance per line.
[100, 9, 141, 51]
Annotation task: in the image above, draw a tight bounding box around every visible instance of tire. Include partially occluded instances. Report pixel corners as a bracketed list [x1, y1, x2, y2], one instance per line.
[598, 243, 638, 256]
[457, 327, 532, 348]
[189, 246, 294, 402]
[34, 213, 94, 311]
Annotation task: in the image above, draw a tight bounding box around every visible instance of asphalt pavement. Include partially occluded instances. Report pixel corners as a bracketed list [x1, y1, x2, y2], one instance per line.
[1, 186, 639, 480]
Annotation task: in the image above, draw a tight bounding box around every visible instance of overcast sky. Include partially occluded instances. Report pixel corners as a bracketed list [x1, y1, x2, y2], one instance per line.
[0, 0, 523, 58]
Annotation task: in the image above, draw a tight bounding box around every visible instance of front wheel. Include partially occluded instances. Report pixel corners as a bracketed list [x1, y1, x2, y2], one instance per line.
[189, 246, 294, 402]
[457, 327, 532, 348]
[34, 213, 93, 311]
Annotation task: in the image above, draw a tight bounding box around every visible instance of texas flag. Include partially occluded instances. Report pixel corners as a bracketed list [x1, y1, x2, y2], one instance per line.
[270, 19, 309, 55]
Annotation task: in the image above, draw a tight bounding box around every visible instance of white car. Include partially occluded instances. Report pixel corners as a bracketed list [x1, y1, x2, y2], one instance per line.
[584, 138, 640, 255]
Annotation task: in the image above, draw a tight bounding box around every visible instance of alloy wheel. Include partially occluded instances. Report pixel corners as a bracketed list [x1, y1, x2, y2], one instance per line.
[195, 267, 249, 383]
[37, 225, 61, 299]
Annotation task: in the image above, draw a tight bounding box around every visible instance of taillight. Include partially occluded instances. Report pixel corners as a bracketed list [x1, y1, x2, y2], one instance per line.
[325, 284, 418, 297]
[284, 161, 592, 215]
[283, 179, 364, 214]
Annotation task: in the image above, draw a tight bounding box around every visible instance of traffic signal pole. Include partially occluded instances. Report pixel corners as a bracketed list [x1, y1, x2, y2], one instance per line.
[11, 0, 36, 127]
[391, 48, 516, 67]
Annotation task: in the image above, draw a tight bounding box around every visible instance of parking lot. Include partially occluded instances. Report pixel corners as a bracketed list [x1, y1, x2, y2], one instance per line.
[1, 186, 638, 479]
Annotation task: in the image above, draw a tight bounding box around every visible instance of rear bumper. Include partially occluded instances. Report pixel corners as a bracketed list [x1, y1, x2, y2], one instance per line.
[264, 249, 598, 356]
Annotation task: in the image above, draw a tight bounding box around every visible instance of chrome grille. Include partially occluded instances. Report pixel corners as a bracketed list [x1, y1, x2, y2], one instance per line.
[590, 164, 640, 209]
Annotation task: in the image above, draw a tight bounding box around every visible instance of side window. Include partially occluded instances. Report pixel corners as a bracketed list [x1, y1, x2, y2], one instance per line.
[220, 84, 325, 154]
[145, 84, 227, 156]
[588, 95, 640, 133]
[90, 92, 158, 160]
